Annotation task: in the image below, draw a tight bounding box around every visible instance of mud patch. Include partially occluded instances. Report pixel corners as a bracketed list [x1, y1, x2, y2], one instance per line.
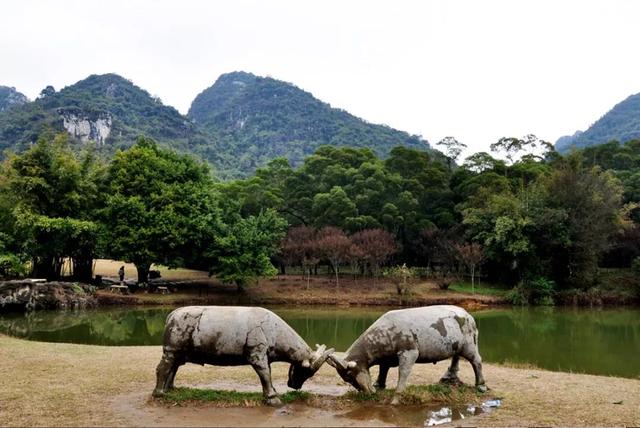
[112, 383, 501, 427]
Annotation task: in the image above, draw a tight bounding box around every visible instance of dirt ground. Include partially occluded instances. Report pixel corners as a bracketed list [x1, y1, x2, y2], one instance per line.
[1, 334, 638, 427]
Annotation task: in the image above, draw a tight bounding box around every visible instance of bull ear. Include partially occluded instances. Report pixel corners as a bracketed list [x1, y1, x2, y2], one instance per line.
[347, 361, 357, 369]
[301, 359, 311, 368]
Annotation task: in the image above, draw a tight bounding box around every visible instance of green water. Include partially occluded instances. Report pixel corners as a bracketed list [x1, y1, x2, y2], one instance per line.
[0, 306, 638, 378]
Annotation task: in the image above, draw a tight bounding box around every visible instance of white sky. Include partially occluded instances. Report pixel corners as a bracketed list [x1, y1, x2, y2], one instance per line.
[2, 0, 640, 156]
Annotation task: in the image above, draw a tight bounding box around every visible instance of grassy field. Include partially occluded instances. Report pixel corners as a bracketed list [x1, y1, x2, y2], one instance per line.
[0, 334, 638, 427]
[449, 281, 509, 297]
[93, 259, 210, 281]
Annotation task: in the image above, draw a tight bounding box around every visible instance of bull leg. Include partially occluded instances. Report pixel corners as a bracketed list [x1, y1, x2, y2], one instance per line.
[251, 358, 281, 406]
[439, 355, 461, 384]
[392, 349, 419, 405]
[462, 347, 487, 392]
[374, 364, 390, 390]
[153, 350, 176, 397]
[166, 356, 185, 390]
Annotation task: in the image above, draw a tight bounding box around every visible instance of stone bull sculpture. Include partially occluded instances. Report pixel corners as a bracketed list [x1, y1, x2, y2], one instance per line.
[327, 305, 487, 404]
[152, 306, 334, 405]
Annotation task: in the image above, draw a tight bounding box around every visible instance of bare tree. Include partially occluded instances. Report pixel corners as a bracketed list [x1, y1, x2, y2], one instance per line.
[455, 242, 486, 293]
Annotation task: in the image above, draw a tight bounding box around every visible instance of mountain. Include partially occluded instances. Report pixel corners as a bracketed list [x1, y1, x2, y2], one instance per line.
[0, 86, 29, 112]
[0, 74, 219, 163]
[556, 93, 640, 151]
[188, 71, 429, 176]
[0, 71, 431, 179]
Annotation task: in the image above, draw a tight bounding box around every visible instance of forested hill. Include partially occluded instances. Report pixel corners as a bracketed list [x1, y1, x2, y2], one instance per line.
[0, 74, 222, 165]
[0, 72, 430, 179]
[556, 92, 640, 152]
[0, 86, 29, 112]
[188, 71, 429, 176]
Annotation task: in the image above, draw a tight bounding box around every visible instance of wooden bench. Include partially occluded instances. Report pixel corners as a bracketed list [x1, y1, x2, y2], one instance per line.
[109, 284, 129, 294]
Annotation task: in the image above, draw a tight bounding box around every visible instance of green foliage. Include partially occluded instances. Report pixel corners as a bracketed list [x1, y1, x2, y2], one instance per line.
[102, 137, 221, 282]
[556, 93, 640, 151]
[212, 209, 287, 289]
[0, 86, 28, 112]
[0, 253, 27, 278]
[0, 74, 212, 159]
[383, 264, 419, 295]
[0, 135, 104, 279]
[188, 71, 430, 178]
[508, 277, 555, 305]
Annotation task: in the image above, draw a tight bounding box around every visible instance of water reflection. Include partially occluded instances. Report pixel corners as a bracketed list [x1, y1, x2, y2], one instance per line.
[0, 306, 639, 378]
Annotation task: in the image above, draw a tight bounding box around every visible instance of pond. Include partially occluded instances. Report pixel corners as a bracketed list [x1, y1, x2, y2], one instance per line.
[1, 306, 639, 378]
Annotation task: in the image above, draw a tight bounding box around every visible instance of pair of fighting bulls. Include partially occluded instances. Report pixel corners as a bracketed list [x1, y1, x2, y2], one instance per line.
[152, 305, 487, 405]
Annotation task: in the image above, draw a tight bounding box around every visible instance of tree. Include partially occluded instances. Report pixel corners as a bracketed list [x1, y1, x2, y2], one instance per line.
[280, 225, 316, 275]
[437, 136, 467, 171]
[0, 134, 105, 280]
[316, 227, 351, 288]
[212, 209, 287, 291]
[102, 137, 220, 283]
[350, 228, 397, 280]
[454, 242, 486, 292]
[311, 186, 357, 229]
[544, 154, 623, 288]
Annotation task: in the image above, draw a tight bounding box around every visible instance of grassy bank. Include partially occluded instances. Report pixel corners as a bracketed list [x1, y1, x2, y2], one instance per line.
[0, 334, 638, 427]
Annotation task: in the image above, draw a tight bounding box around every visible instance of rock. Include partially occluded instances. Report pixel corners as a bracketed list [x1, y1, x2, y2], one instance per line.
[57, 107, 112, 145]
[0, 280, 97, 312]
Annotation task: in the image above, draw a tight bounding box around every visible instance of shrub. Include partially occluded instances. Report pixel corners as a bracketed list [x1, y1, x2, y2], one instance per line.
[383, 264, 418, 295]
[0, 253, 28, 278]
[508, 277, 555, 305]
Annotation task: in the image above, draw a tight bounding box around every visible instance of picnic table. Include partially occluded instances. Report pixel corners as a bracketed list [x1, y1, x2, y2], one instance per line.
[109, 284, 129, 294]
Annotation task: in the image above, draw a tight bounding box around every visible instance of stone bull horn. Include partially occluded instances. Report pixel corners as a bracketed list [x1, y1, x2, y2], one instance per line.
[310, 344, 335, 371]
[327, 353, 356, 370]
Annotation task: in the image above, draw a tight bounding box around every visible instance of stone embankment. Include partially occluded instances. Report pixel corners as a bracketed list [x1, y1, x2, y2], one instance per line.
[0, 279, 97, 311]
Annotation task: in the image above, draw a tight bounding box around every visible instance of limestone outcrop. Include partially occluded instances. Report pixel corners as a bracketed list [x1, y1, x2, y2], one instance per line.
[57, 107, 112, 145]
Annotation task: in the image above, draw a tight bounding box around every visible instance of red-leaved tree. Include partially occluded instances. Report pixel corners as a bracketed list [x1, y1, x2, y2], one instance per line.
[351, 228, 397, 282]
[316, 227, 351, 288]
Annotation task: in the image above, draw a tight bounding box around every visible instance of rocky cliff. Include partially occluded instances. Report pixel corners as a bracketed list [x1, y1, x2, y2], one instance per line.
[57, 107, 112, 145]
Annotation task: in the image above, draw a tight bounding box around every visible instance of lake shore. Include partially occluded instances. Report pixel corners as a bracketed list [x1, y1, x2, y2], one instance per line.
[92, 260, 639, 309]
[1, 334, 638, 427]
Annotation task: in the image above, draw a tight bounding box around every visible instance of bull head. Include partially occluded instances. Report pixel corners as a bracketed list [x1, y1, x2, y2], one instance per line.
[287, 344, 335, 389]
[326, 354, 374, 393]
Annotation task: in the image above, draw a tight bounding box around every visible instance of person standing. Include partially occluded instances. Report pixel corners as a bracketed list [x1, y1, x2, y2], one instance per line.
[118, 265, 125, 284]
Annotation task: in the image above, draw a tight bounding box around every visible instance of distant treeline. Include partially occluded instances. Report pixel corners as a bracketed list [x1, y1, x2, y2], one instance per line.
[1, 133, 639, 302]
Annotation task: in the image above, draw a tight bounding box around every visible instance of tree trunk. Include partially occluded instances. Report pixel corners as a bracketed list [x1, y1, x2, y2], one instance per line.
[471, 265, 475, 293]
[334, 263, 339, 288]
[72, 256, 93, 283]
[136, 263, 151, 284]
[33, 257, 63, 281]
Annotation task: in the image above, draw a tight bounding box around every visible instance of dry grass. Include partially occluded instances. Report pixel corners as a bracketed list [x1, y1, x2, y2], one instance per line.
[0, 334, 638, 427]
[93, 259, 210, 281]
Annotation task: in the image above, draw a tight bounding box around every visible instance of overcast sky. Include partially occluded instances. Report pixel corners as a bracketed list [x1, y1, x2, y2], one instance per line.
[2, 0, 639, 156]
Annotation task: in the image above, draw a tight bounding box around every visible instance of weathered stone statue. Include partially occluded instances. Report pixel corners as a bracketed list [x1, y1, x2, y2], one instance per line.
[152, 306, 334, 405]
[327, 305, 487, 404]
